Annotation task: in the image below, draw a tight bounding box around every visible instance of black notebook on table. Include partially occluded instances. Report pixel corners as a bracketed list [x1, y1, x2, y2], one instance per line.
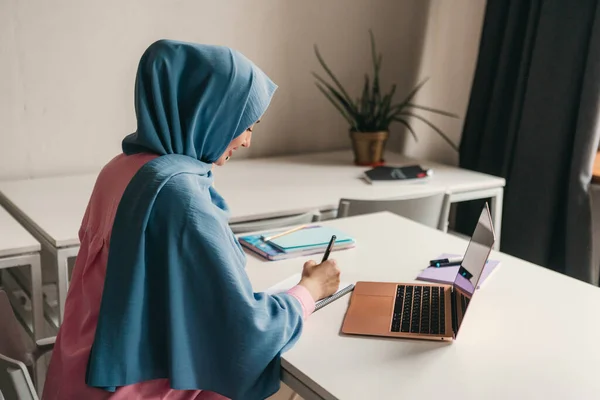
[363, 165, 432, 184]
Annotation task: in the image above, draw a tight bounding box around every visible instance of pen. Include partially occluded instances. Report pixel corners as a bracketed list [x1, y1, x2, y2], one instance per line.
[430, 259, 488, 268]
[321, 235, 336, 263]
[433, 261, 462, 268]
[429, 257, 462, 267]
[263, 225, 307, 242]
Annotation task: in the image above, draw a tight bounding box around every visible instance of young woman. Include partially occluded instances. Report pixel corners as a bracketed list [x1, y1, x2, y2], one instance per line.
[43, 39, 340, 400]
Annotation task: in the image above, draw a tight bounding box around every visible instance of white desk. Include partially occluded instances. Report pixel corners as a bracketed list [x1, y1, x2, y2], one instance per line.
[0, 150, 504, 327]
[216, 150, 505, 247]
[0, 206, 43, 341]
[245, 213, 600, 400]
[0, 174, 96, 327]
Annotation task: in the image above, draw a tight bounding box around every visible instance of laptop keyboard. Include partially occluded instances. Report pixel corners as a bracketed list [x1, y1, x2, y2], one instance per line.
[391, 285, 445, 334]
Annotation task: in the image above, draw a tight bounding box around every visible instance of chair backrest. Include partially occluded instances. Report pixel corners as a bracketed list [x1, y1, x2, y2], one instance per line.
[230, 211, 321, 234]
[0, 291, 33, 366]
[337, 192, 450, 230]
[0, 354, 38, 400]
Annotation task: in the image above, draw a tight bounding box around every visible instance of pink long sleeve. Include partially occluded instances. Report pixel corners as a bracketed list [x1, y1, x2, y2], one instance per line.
[286, 285, 316, 319]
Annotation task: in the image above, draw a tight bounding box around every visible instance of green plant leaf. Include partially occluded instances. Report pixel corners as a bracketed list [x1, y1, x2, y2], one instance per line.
[369, 30, 383, 114]
[314, 45, 355, 107]
[394, 118, 419, 142]
[374, 83, 399, 130]
[373, 54, 382, 105]
[315, 83, 356, 128]
[387, 103, 406, 117]
[360, 74, 370, 115]
[396, 112, 459, 151]
[406, 103, 459, 118]
[369, 29, 378, 70]
[373, 70, 381, 107]
[390, 78, 430, 114]
[313, 73, 359, 117]
[387, 84, 398, 103]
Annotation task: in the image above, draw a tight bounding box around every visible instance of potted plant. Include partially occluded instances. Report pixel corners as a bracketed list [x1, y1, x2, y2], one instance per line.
[313, 30, 459, 166]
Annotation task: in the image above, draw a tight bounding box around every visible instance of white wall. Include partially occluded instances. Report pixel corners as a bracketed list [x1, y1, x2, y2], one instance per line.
[0, 0, 485, 180]
[0, 0, 428, 179]
[398, 0, 487, 165]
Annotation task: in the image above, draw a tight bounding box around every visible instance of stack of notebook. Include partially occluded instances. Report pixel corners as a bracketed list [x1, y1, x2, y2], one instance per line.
[238, 225, 356, 261]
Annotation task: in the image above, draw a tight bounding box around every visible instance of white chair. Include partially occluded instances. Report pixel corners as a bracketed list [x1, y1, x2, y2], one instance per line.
[337, 192, 451, 231]
[230, 211, 321, 234]
[0, 354, 38, 400]
[0, 290, 55, 398]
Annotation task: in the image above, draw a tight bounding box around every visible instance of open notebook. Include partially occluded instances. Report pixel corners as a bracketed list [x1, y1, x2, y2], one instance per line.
[265, 273, 355, 311]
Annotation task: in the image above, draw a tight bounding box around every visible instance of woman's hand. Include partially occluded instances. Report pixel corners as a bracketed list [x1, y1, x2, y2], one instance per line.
[299, 259, 341, 301]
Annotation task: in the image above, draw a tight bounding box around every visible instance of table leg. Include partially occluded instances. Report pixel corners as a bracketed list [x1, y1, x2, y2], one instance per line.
[447, 187, 505, 249]
[56, 251, 69, 324]
[29, 253, 48, 396]
[29, 254, 44, 341]
[490, 189, 504, 250]
[438, 193, 452, 233]
[54, 247, 79, 325]
[281, 368, 326, 400]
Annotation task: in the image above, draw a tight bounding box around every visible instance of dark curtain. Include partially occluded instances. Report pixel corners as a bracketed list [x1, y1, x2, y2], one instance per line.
[456, 0, 600, 284]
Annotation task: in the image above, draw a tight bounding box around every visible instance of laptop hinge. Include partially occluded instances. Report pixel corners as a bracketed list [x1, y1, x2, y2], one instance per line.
[451, 288, 458, 338]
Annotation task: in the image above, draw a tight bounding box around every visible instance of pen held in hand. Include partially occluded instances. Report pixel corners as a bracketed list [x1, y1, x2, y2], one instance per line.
[321, 235, 337, 263]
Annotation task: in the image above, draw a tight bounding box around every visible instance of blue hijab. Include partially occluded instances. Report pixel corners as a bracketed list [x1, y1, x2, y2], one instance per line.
[86, 40, 305, 399]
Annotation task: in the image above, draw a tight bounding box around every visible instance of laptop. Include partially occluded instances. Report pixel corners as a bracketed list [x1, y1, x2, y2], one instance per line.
[341, 203, 495, 341]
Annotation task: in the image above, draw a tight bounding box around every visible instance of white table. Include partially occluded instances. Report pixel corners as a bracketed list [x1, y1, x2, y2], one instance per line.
[245, 212, 600, 400]
[216, 150, 505, 247]
[0, 174, 96, 327]
[0, 206, 43, 341]
[0, 150, 505, 327]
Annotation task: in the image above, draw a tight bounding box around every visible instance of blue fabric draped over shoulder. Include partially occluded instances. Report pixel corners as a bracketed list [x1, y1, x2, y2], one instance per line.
[85, 40, 303, 399]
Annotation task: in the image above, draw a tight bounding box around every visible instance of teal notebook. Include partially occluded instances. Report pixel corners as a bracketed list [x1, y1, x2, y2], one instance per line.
[239, 231, 355, 261]
[264, 226, 354, 252]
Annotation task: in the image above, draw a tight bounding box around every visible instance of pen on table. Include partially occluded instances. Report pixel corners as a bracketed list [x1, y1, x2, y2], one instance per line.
[429, 257, 462, 268]
[429, 257, 489, 268]
[321, 235, 337, 262]
[433, 261, 462, 268]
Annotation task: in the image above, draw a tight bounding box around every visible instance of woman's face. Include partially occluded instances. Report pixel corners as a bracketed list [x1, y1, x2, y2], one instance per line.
[213, 124, 255, 166]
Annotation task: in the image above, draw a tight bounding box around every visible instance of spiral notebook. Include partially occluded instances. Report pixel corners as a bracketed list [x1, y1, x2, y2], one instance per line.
[265, 273, 355, 311]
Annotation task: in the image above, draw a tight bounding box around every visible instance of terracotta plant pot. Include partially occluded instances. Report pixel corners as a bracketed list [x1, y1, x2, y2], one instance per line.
[349, 130, 389, 166]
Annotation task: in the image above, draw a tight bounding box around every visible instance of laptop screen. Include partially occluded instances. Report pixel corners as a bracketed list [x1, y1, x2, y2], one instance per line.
[452, 204, 495, 333]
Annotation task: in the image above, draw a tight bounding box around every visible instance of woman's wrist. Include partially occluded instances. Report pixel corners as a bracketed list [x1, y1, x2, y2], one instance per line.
[299, 278, 322, 302]
[286, 285, 316, 319]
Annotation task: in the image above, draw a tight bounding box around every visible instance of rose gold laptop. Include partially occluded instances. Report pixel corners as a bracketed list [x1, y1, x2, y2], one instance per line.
[342, 204, 495, 341]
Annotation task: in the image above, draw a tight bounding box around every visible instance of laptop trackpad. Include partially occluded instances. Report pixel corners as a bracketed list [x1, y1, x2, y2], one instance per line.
[343, 295, 393, 335]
